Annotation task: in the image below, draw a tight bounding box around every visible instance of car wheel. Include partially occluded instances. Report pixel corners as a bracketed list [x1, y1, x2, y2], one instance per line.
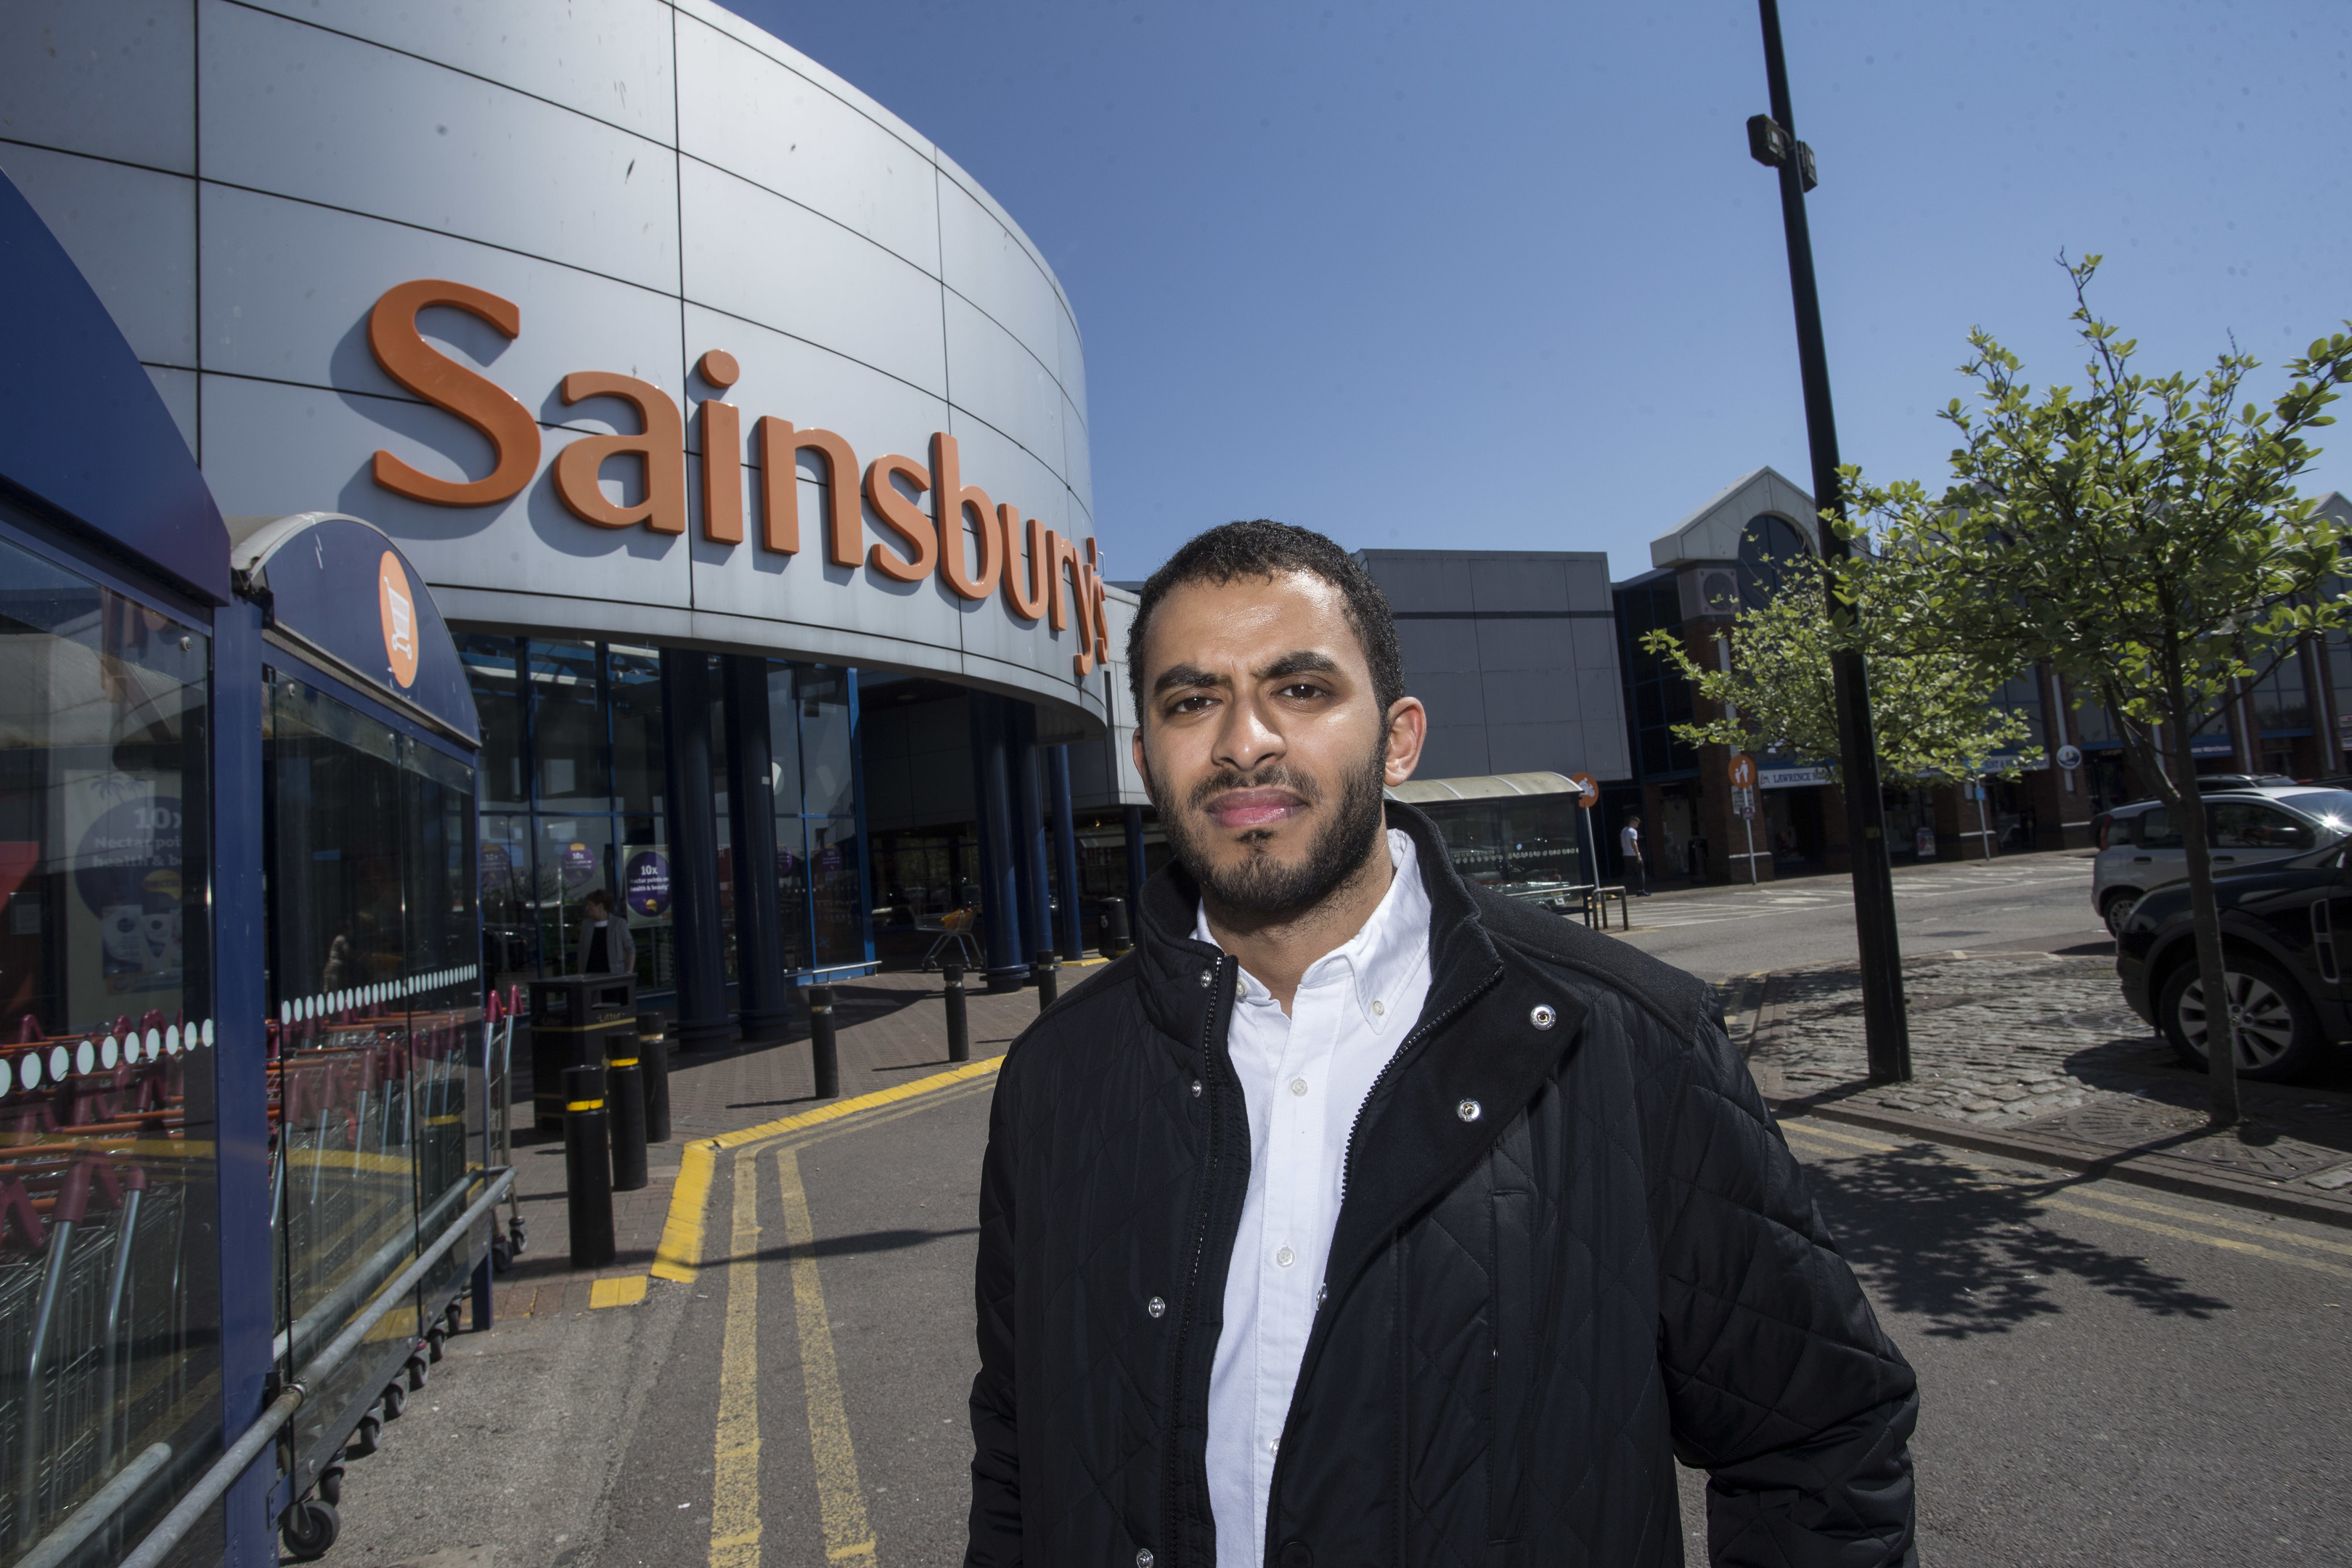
[2101, 889, 2140, 938]
[2157, 955, 2326, 1082]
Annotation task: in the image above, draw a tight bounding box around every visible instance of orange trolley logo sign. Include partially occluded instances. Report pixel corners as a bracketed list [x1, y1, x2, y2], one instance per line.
[377, 550, 419, 688]
[364, 279, 1111, 678]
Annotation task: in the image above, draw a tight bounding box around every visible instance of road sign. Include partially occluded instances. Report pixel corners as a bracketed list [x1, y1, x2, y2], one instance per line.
[1729, 753, 1756, 791]
[2055, 743, 2083, 771]
[1733, 786, 1756, 820]
[1569, 772, 1597, 808]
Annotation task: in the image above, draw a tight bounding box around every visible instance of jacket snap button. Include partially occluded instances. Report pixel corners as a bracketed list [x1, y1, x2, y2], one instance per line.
[1280, 1543, 1314, 1568]
[1530, 1004, 1557, 1029]
[1457, 1098, 1482, 1122]
[1191, 1079, 1202, 1097]
[1197, 970, 1213, 988]
[1147, 1296, 1165, 1318]
[1136, 1551, 1155, 1568]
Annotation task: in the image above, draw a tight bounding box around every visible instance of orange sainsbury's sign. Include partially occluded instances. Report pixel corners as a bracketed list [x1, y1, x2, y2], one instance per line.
[364, 279, 1109, 676]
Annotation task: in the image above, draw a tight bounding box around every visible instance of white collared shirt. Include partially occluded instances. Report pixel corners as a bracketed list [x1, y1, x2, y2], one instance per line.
[1196, 828, 1434, 1568]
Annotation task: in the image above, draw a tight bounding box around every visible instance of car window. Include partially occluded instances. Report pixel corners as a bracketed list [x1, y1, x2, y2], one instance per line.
[2211, 801, 2314, 851]
[2275, 788, 2352, 836]
[2136, 809, 2181, 849]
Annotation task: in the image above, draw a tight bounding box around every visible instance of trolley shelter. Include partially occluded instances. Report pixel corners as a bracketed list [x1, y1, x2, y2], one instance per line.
[0, 169, 494, 1567]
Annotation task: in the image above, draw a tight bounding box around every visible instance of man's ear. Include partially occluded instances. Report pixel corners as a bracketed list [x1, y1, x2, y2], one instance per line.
[1382, 696, 1428, 788]
[1131, 727, 1153, 794]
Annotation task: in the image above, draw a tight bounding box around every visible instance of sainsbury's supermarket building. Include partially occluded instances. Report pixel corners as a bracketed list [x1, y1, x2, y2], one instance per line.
[4, 0, 1139, 1041]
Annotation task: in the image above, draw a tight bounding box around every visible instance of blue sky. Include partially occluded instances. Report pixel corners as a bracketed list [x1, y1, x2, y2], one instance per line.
[722, 0, 2352, 585]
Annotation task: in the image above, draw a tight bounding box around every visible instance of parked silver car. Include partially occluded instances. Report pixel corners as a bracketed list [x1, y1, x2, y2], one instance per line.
[2091, 785, 2352, 936]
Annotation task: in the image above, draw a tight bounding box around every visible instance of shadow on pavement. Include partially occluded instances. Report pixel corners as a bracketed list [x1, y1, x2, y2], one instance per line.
[719, 1225, 981, 1262]
[1800, 1145, 2232, 1340]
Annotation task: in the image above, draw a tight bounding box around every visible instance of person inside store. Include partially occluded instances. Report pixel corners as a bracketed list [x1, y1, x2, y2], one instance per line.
[965, 520, 1918, 1568]
[576, 887, 636, 977]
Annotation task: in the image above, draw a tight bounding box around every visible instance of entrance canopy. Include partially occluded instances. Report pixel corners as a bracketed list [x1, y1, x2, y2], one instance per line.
[1388, 771, 1587, 804]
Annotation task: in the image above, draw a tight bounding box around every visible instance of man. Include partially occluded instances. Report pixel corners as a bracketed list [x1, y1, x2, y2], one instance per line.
[1620, 812, 1648, 894]
[968, 522, 1916, 1568]
[576, 887, 635, 977]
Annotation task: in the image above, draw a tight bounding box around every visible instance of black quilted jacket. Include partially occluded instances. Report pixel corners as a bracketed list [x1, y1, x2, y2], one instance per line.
[967, 806, 1917, 1567]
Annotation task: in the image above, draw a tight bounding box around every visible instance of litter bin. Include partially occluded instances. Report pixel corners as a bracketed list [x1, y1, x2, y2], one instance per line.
[531, 974, 638, 1132]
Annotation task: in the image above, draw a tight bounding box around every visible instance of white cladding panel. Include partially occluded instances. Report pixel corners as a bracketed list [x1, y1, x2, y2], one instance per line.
[0, 0, 1101, 730]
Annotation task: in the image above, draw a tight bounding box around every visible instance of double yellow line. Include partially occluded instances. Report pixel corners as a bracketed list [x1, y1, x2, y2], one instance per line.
[653, 1058, 1005, 1568]
[1780, 1117, 2352, 1282]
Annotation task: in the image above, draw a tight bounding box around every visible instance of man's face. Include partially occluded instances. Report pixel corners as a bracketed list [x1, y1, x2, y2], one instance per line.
[1132, 571, 1424, 917]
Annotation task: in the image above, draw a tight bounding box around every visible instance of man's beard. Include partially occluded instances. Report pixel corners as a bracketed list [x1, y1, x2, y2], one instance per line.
[1153, 735, 1390, 918]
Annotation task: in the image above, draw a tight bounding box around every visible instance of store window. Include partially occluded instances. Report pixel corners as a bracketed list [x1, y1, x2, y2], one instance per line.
[458, 641, 867, 997]
[261, 673, 481, 1493]
[0, 531, 221, 1556]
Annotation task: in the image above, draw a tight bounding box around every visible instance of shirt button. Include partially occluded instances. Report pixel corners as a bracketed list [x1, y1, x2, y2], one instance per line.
[1267, 1438, 1280, 1454]
[1370, 999, 1385, 1016]
[1289, 1077, 1308, 1096]
[1275, 1245, 1296, 1267]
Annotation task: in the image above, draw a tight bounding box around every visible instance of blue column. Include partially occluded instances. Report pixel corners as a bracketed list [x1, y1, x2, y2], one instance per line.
[213, 597, 275, 1567]
[1050, 745, 1085, 960]
[1009, 702, 1053, 964]
[1123, 803, 1148, 915]
[662, 650, 732, 1048]
[722, 656, 790, 1040]
[966, 693, 1026, 992]
[844, 669, 875, 968]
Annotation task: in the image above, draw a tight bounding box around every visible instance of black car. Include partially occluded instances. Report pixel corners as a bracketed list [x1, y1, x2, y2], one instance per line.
[2116, 841, 2352, 1081]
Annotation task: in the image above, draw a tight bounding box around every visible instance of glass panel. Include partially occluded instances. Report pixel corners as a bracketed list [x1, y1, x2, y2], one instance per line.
[534, 816, 615, 976]
[811, 816, 865, 967]
[2252, 650, 2309, 734]
[528, 641, 610, 810]
[773, 814, 814, 974]
[460, 634, 526, 809]
[766, 663, 804, 813]
[608, 644, 666, 817]
[264, 677, 482, 1497]
[480, 812, 536, 993]
[798, 668, 857, 820]
[618, 814, 675, 991]
[0, 533, 219, 1555]
[708, 666, 736, 986]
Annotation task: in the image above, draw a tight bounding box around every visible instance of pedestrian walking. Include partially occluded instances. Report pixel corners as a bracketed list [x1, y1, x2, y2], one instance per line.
[575, 887, 636, 977]
[966, 521, 1916, 1568]
[1620, 811, 1649, 894]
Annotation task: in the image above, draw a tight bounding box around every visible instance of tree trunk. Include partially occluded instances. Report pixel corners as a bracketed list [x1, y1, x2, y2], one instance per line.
[2162, 674, 2242, 1125]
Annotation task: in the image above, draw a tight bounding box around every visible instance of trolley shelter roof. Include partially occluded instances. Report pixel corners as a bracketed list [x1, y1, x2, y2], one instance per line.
[231, 512, 481, 748]
[1387, 772, 1588, 804]
[0, 168, 229, 604]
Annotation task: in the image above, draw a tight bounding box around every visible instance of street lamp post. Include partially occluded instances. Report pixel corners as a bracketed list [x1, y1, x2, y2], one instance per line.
[1747, 0, 1912, 1082]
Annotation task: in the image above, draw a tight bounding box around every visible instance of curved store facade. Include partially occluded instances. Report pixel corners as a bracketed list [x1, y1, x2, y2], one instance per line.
[1, 0, 1130, 1042]
[0, 4, 1130, 1563]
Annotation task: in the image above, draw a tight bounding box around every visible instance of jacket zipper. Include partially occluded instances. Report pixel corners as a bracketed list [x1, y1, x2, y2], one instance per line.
[1334, 965, 1500, 1204]
[1165, 952, 1232, 1566]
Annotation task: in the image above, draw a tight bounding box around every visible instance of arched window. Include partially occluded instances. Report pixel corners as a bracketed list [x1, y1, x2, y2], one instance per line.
[1736, 513, 1812, 611]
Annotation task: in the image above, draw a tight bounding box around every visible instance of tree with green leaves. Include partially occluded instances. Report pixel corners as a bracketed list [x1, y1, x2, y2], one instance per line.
[1848, 254, 2352, 1124]
[1638, 572, 2038, 830]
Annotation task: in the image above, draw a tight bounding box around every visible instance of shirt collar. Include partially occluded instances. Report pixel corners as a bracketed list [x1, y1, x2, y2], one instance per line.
[1193, 828, 1433, 1033]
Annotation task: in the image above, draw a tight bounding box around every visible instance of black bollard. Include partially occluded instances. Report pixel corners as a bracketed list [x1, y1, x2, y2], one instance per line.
[808, 984, 839, 1100]
[639, 1015, 671, 1144]
[563, 1063, 616, 1267]
[1033, 947, 1059, 1009]
[1100, 896, 1132, 957]
[943, 960, 969, 1063]
[608, 1049, 648, 1193]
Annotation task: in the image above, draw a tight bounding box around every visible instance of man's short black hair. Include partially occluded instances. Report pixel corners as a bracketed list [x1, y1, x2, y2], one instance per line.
[1126, 520, 1404, 725]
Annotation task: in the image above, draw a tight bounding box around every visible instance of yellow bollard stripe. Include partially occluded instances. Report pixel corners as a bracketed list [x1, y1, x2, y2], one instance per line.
[566, 1098, 604, 1112]
[609, 1056, 640, 1067]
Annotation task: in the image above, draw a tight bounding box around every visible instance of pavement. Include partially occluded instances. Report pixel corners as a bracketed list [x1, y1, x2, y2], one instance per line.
[306, 861, 2352, 1567]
